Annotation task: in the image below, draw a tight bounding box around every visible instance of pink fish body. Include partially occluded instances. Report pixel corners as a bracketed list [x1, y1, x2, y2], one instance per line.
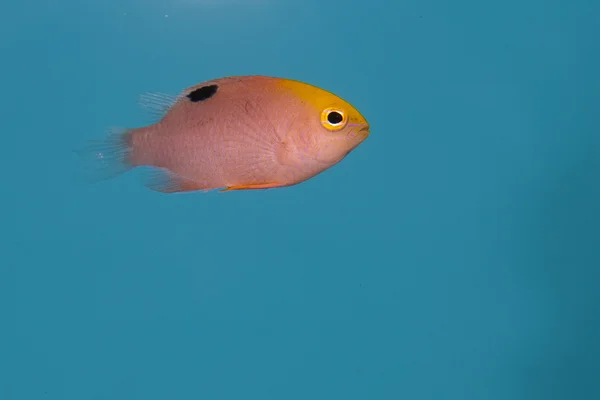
[80, 75, 370, 193]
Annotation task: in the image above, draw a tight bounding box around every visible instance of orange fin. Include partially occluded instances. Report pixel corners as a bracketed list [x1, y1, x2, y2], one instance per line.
[220, 182, 284, 192]
[143, 168, 209, 194]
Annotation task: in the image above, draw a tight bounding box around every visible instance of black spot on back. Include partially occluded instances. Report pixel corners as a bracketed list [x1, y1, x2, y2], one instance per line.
[187, 85, 218, 102]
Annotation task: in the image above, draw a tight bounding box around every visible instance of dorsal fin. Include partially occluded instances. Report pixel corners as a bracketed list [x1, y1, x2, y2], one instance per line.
[137, 92, 180, 121]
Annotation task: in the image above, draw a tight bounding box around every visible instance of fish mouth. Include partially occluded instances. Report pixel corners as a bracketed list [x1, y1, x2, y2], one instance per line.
[355, 124, 370, 139]
[345, 124, 370, 142]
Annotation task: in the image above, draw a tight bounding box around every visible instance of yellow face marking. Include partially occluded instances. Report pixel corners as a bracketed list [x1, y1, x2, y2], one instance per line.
[274, 78, 368, 129]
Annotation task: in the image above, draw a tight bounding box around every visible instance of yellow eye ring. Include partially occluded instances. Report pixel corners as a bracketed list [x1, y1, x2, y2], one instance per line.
[320, 108, 348, 131]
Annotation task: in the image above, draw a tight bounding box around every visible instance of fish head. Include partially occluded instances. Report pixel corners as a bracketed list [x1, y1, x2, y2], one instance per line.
[275, 78, 370, 166]
[311, 103, 370, 165]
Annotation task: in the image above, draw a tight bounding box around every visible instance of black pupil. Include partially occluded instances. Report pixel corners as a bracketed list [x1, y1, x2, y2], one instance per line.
[327, 111, 343, 124]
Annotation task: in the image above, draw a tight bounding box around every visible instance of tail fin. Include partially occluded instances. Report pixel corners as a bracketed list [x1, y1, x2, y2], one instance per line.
[75, 127, 135, 183]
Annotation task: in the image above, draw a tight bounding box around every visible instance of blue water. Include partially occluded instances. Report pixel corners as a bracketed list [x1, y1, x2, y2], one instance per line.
[2, 0, 599, 399]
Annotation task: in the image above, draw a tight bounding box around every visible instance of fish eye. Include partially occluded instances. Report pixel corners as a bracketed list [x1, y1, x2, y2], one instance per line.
[328, 111, 343, 124]
[320, 108, 348, 131]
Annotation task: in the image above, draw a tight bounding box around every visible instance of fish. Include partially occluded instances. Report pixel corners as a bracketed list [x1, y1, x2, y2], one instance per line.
[77, 75, 370, 193]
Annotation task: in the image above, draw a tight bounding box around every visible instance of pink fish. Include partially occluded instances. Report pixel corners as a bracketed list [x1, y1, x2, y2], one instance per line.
[79, 75, 370, 193]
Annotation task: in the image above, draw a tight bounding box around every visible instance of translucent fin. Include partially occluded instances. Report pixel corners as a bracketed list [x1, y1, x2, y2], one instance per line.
[138, 92, 179, 121]
[75, 127, 134, 183]
[142, 168, 211, 194]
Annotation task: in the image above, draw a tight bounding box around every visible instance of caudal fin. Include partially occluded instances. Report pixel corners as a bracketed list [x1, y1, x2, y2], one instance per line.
[75, 127, 135, 183]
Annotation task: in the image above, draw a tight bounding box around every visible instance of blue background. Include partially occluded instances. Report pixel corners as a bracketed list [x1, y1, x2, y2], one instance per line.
[2, 0, 599, 399]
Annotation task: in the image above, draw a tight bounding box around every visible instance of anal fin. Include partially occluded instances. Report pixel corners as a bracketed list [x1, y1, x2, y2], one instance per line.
[220, 182, 285, 192]
[143, 168, 209, 194]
